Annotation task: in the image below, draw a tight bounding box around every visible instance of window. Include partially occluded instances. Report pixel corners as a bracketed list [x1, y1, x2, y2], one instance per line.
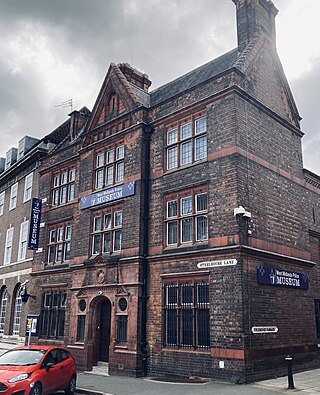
[94, 145, 125, 190]
[91, 207, 122, 254]
[4, 227, 14, 265]
[9, 183, 18, 210]
[117, 315, 128, 343]
[40, 291, 66, 339]
[163, 278, 210, 349]
[47, 224, 72, 264]
[0, 288, 8, 334]
[166, 190, 208, 246]
[12, 285, 23, 336]
[76, 299, 86, 342]
[315, 300, 320, 338]
[23, 172, 33, 202]
[77, 316, 86, 342]
[166, 116, 207, 171]
[18, 220, 29, 261]
[52, 168, 75, 206]
[0, 191, 4, 216]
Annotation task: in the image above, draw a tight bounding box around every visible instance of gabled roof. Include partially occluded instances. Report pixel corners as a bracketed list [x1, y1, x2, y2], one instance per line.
[86, 63, 146, 133]
[150, 48, 239, 106]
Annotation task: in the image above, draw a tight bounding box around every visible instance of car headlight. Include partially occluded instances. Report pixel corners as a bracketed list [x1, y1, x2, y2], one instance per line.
[8, 373, 32, 383]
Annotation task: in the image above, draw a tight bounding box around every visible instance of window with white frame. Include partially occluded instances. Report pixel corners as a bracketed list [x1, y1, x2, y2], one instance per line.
[47, 224, 72, 264]
[23, 172, 33, 202]
[12, 285, 23, 336]
[166, 190, 208, 246]
[18, 220, 29, 261]
[0, 288, 8, 334]
[94, 145, 125, 190]
[0, 191, 4, 216]
[52, 168, 75, 207]
[166, 116, 207, 171]
[4, 227, 14, 264]
[9, 183, 18, 210]
[91, 207, 122, 254]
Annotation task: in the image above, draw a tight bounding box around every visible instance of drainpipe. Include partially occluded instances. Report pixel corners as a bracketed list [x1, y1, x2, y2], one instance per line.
[140, 123, 153, 376]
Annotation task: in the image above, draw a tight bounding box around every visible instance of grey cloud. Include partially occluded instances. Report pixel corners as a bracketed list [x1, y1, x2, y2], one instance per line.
[291, 57, 320, 174]
[0, 0, 318, 178]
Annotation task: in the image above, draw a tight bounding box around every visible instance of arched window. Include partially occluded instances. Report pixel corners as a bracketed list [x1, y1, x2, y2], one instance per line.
[0, 288, 8, 334]
[12, 285, 23, 336]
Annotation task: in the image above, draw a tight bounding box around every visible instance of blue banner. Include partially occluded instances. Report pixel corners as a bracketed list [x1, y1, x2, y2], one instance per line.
[257, 266, 308, 289]
[28, 198, 42, 250]
[80, 181, 136, 209]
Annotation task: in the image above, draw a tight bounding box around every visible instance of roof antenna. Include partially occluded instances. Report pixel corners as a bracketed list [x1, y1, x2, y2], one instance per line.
[54, 99, 73, 112]
[131, 52, 134, 67]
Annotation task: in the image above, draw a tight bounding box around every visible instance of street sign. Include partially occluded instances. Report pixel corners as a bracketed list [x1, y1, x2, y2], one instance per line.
[197, 259, 237, 269]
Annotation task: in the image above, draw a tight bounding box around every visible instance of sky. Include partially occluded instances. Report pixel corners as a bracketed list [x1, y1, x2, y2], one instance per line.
[0, 0, 319, 174]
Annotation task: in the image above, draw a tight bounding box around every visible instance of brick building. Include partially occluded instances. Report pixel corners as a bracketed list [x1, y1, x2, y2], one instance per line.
[0, 128, 71, 349]
[20, 0, 320, 383]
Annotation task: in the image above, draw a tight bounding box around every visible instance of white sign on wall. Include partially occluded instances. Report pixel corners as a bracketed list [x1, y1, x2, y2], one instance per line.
[251, 326, 278, 334]
[197, 259, 237, 269]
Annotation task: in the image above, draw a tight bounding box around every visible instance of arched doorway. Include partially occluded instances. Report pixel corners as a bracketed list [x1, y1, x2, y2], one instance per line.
[92, 297, 112, 364]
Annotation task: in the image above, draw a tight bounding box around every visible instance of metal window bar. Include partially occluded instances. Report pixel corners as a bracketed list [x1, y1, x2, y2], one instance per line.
[196, 283, 210, 348]
[117, 315, 128, 343]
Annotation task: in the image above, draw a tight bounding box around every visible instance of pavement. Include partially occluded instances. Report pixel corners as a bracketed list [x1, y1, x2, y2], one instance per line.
[76, 368, 320, 395]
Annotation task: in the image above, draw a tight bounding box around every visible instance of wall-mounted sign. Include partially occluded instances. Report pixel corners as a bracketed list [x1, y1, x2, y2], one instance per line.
[80, 181, 136, 210]
[26, 315, 39, 336]
[257, 266, 308, 290]
[252, 326, 278, 334]
[197, 259, 237, 269]
[28, 198, 42, 250]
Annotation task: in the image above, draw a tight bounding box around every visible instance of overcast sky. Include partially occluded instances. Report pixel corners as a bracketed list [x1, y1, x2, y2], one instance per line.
[0, 0, 319, 174]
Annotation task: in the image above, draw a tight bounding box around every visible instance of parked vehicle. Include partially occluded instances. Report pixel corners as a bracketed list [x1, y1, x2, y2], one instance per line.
[0, 345, 77, 395]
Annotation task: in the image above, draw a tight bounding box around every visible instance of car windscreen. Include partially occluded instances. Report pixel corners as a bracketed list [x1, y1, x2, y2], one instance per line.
[0, 349, 46, 366]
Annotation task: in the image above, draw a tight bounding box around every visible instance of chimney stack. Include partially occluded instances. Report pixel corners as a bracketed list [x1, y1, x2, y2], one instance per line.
[232, 0, 278, 52]
[118, 63, 152, 92]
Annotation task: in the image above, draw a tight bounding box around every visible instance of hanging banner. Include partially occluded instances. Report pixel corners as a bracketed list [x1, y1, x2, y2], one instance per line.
[80, 181, 136, 209]
[257, 266, 308, 290]
[28, 198, 42, 250]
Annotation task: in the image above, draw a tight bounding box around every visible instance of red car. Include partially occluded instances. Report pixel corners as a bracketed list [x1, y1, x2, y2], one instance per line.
[0, 345, 77, 395]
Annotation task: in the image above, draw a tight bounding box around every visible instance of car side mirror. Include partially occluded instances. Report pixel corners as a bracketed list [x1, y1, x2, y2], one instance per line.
[45, 361, 55, 370]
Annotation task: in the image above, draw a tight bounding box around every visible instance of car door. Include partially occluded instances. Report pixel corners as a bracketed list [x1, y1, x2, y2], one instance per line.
[55, 349, 71, 391]
[41, 351, 61, 394]
[57, 349, 74, 389]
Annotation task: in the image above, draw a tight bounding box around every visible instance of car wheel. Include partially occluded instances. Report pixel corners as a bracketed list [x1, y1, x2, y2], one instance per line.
[30, 383, 42, 395]
[65, 375, 76, 395]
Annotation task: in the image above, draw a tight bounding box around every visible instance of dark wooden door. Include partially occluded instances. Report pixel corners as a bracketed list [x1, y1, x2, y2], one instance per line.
[99, 299, 111, 361]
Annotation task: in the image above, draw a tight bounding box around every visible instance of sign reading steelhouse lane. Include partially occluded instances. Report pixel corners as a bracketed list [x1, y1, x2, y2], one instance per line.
[257, 266, 308, 289]
[80, 181, 136, 209]
[197, 259, 237, 268]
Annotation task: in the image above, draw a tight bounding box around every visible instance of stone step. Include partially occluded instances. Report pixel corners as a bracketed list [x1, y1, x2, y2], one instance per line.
[85, 362, 109, 376]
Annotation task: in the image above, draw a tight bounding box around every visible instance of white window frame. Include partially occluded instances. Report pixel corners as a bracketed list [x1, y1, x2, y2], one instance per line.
[18, 220, 29, 261]
[12, 286, 23, 336]
[4, 227, 14, 265]
[0, 191, 5, 216]
[9, 183, 18, 210]
[23, 172, 33, 202]
[0, 288, 8, 334]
